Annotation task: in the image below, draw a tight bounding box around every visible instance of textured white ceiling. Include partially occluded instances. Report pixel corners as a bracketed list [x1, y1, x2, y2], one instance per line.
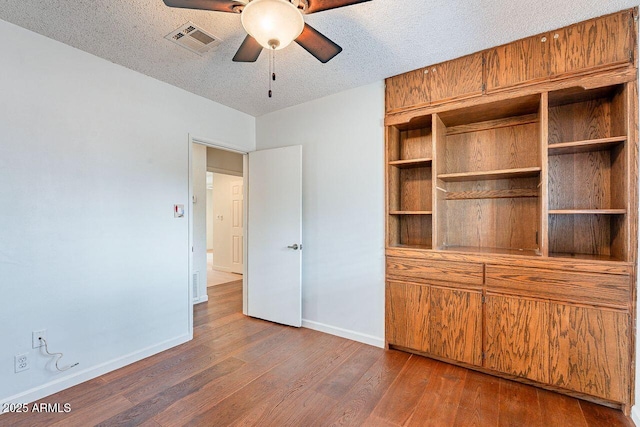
[0, 0, 637, 117]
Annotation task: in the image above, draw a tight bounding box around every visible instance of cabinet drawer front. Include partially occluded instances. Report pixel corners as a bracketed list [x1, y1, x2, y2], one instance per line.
[387, 257, 483, 285]
[485, 265, 630, 308]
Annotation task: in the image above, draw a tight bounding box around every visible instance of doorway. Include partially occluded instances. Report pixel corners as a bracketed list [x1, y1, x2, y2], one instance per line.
[206, 171, 244, 286]
[190, 138, 247, 319]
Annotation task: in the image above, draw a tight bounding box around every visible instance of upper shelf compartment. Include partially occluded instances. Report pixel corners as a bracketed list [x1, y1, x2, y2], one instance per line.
[387, 115, 432, 162]
[436, 94, 542, 178]
[548, 84, 627, 146]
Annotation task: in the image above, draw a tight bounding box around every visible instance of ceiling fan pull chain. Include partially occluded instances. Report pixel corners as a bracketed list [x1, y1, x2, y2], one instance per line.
[268, 47, 273, 98]
[273, 49, 276, 82]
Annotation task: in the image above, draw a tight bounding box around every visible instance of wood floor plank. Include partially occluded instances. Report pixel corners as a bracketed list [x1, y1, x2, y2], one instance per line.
[97, 357, 245, 426]
[538, 388, 588, 427]
[315, 343, 382, 400]
[371, 355, 440, 425]
[324, 350, 410, 426]
[242, 340, 360, 424]
[579, 400, 634, 427]
[1, 281, 633, 427]
[452, 369, 500, 427]
[151, 328, 334, 426]
[48, 395, 133, 427]
[190, 335, 359, 425]
[407, 361, 468, 426]
[498, 379, 543, 427]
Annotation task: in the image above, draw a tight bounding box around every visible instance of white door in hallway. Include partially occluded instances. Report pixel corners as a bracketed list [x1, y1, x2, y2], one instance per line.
[230, 179, 244, 274]
[247, 145, 302, 327]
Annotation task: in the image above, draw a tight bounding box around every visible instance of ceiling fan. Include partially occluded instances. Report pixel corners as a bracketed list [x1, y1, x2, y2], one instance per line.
[162, 0, 371, 63]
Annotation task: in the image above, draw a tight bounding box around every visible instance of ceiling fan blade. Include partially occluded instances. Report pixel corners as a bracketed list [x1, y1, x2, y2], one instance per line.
[232, 35, 263, 62]
[162, 0, 244, 13]
[303, 0, 371, 14]
[295, 23, 342, 63]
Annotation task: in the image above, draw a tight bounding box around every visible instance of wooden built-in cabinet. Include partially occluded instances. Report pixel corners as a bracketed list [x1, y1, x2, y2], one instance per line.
[385, 8, 638, 413]
[386, 53, 484, 113]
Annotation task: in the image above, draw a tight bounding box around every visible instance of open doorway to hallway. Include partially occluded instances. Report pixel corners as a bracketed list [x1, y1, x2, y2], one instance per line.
[206, 171, 243, 286]
[191, 142, 245, 305]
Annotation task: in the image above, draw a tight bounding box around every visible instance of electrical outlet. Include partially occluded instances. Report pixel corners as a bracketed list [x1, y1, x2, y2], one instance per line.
[14, 353, 29, 373]
[32, 330, 46, 348]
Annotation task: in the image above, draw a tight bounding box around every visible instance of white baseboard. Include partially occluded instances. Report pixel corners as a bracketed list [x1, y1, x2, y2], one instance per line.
[193, 295, 209, 304]
[301, 319, 384, 348]
[212, 265, 231, 272]
[0, 334, 191, 407]
[631, 405, 640, 426]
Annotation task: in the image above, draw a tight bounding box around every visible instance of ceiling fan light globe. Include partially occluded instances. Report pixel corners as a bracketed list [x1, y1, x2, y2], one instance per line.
[241, 0, 304, 50]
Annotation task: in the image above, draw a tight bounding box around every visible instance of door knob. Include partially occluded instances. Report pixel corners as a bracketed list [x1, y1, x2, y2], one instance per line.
[287, 244, 299, 250]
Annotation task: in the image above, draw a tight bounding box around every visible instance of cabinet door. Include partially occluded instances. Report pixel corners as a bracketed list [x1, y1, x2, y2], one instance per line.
[549, 303, 629, 403]
[550, 10, 633, 77]
[386, 281, 430, 352]
[385, 68, 429, 113]
[484, 34, 550, 91]
[429, 286, 482, 365]
[428, 52, 484, 104]
[484, 294, 549, 383]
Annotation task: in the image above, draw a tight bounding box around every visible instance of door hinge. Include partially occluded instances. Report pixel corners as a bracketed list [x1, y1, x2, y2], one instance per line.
[192, 246, 194, 252]
[535, 231, 539, 245]
[481, 295, 486, 304]
[482, 352, 486, 360]
[481, 83, 486, 92]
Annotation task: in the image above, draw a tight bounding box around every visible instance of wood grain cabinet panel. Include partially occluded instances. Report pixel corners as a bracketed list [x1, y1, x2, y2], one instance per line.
[484, 34, 550, 92]
[549, 303, 630, 403]
[386, 68, 429, 113]
[485, 265, 630, 308]
[484, 294, 549, 383]
[429, 286, 482, 365]
[386, 257, 483, 286]
[428, 52, 484, 103]
[550, 10, 633, 77]
[386, 281, 430, 352]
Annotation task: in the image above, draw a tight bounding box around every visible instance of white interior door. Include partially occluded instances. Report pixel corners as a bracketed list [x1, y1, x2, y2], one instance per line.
[230, 179, 244, 274]
[247, 145, 302, 327]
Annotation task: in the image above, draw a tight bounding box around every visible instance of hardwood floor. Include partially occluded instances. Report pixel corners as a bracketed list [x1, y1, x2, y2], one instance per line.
[2, 281, 634, 426]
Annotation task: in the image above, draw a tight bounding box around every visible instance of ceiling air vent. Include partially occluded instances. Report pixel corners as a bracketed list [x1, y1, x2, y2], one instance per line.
[165, 22, 222, 56]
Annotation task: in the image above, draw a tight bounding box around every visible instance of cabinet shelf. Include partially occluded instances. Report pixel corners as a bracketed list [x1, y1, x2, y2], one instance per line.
[445, 188, 538, 200]
[549, 209, 626, 215]
[390, 243, 433, 250]
[390, 210, 432, 215]
[437, 246, 541, 257]
[389, 158, 433, 168]
[548, 136, 626, 155]
[549, 252, 626, 262]
[438, 167, 541, 182]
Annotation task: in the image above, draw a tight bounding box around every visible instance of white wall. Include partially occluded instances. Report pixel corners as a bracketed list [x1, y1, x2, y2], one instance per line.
[192, 144, 208, 302]
[206, 182, 214, 251]
[0, 18, 254, 404]
[256, 82, 386, 347]
[211, 173, 240, 272]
